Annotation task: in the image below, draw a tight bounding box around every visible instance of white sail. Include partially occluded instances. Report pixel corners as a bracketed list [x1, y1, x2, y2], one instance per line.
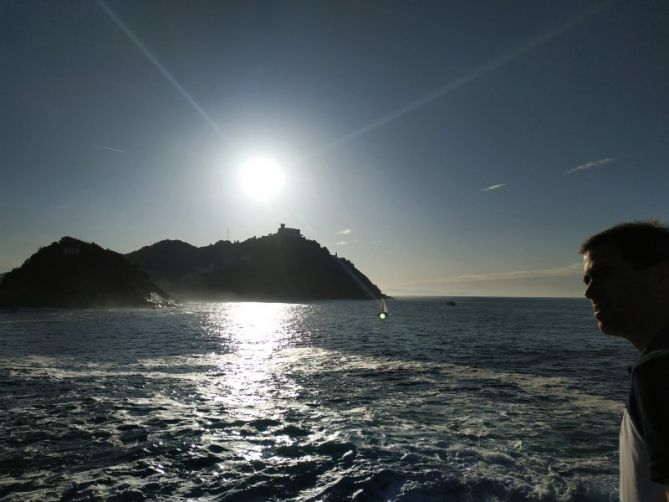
[378, 298, 389, 319]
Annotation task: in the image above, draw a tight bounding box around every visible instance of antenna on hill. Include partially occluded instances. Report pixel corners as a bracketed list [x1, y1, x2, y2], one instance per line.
[227, 228, 230, 241]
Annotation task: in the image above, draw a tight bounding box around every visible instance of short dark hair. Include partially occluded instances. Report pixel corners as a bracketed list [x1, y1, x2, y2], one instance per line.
[580, 220, 669, 269]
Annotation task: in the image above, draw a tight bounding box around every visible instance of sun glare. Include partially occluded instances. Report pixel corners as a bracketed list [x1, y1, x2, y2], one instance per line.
[239, 157, 285, 202]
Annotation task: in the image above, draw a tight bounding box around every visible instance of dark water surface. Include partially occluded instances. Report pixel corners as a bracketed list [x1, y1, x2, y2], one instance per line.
[0, 298, 637, 501]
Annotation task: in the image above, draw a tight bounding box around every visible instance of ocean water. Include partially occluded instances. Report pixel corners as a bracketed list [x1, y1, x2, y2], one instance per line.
[0, 297, 638, 501]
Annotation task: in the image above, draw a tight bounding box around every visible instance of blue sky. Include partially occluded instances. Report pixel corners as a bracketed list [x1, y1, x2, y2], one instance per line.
[1, 0, 668, 297]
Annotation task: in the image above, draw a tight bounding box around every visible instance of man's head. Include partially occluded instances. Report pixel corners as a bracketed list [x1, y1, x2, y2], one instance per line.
[580, 221, 669, 347]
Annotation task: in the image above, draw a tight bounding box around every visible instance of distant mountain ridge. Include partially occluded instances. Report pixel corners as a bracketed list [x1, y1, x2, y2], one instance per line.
[0, 237, 172, 309]
[126, 226, 383, 300]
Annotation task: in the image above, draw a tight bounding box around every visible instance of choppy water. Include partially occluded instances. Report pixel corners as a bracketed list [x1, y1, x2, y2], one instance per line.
[0, 298, 637, 501]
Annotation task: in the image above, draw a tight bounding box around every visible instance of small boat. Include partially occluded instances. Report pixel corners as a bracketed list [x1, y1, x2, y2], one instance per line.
[446, 301, 456, 306]
[378, 297, 389, 319]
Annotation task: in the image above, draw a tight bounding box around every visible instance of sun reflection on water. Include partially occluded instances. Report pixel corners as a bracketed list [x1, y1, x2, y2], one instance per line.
[230, 301, 287, 344]
[197, 302, 311, 461]
[203, 302, 303, 424]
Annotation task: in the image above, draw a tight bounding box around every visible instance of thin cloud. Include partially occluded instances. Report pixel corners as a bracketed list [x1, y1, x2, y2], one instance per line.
[337, 229, 352, 235]
[481, 184, 506, 192]
[94, 144, 126, 153]
[336, 241, 348, 246]
[566, 158, 614, 174]
[450, 262, 582, 282]
[399, 263, 582, 285]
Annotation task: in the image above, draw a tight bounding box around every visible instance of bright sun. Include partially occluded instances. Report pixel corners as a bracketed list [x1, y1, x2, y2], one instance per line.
[239, 157, 285, 202]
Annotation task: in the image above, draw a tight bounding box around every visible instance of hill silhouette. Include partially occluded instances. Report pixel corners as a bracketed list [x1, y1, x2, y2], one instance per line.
[126, 227, 383, 300]
[0, 237, 172, 309]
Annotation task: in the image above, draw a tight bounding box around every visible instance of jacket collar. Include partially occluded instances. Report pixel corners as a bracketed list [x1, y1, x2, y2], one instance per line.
[643, 325, 669, 355]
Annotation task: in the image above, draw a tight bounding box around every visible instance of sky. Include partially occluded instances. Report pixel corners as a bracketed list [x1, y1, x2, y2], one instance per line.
[1, 0, 668, 297]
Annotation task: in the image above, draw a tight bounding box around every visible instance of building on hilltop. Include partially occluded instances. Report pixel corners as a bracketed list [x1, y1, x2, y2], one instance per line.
[277, 223, 302, 238]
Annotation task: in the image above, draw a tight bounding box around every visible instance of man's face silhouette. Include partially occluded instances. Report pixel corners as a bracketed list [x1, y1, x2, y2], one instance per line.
[583, 244, 659, 339]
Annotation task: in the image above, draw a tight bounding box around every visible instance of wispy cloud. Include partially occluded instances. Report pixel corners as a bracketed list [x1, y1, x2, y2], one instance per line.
[448, 262, 582, 282]
[336, 241, 348, 246]
[336, 228, 352, 235]
[399, 263, 582, 285]
[566, 158, 614, 174]
[94, 144, 126, 153]
[481, 183, 506, 192]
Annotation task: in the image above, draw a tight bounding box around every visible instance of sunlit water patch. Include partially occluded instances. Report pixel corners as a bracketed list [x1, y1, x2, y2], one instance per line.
[0, 298, 636, 500]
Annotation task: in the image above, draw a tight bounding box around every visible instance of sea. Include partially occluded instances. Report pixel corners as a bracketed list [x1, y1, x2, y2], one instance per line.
[0, 297, 639, 501]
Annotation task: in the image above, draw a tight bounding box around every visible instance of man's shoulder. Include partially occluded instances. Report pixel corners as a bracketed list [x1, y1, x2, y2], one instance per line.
[636, 349, 669, 374]
[632, 349, 669, 401]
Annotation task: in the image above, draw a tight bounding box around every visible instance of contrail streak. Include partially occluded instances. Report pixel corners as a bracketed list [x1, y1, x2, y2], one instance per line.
[481, 183, 506, 192]
[566, 157, 614, 174]
[94, 144, 126, 153]
[303, 1, 614, 162]
[96, 0, 229, 143]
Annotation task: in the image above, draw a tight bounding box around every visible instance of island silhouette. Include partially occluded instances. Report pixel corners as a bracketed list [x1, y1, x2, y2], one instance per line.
[0, 225, 384, 308]
[126, 224, 383, 301]
[0, 236, 172, 308]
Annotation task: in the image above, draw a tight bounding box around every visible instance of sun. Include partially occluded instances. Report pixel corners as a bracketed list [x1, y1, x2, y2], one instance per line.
[239, 157, 285, 202]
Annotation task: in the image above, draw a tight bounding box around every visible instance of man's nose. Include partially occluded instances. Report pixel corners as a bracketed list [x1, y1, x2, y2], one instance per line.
[584, 280, 595, 300]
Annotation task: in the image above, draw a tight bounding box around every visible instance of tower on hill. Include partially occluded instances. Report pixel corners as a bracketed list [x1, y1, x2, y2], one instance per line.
[277, 223, 301, 238]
